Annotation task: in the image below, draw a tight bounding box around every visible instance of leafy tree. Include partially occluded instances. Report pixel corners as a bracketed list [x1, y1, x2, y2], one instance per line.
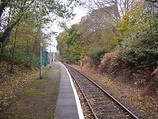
[0, 0, 80, 74]
[57, 24, 87, 63]
[3, 11, 44, 72]
[69, 41, 87, 63]
[58, 4, 120, 63]
[0, 0, 79, 60]
[0, 0, 35, 43]
[66, 24, 80, 47]
[116, 1, 158, 69]
[88, 46, 107, 66]
[57, 31, 69, 60]
[117, 24, 158, 68]
[116, 1, 148, 43]
[79, 6, 118, 52]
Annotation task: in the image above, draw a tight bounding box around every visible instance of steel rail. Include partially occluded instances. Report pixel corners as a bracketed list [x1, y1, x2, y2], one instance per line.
[71, 73, 98, 119]
[79, 70, 139, 119]
[66, 64, 139, 119]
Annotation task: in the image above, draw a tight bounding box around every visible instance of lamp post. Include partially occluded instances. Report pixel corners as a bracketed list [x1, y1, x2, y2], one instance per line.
[52, 45, 55, 63]
[40, 42, 43, 79]
[49, 43, 52, 68]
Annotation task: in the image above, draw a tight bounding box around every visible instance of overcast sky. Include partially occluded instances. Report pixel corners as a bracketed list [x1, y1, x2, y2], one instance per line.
[46, 1, 89, 52]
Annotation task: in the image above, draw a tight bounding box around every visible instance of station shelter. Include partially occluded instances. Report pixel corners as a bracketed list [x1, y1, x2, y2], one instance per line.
[42, 51, 49, 66]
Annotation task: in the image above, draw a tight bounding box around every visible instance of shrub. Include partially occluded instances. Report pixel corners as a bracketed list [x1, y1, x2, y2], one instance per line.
[4, 49, 39, 69]
[87, 46, 107, 66]
[98, 51, 118, 73]
[117, 24, 158, 69]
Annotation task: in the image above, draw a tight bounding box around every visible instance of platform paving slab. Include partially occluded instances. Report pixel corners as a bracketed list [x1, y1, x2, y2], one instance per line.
[54, 63, 81, 119]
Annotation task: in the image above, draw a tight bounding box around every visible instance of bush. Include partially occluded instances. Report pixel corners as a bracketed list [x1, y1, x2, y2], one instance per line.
[88, 46, 107, 66]
[98, 51, 118, 73]
[117, 24, 158, 69]
[4, 49, 39, 69]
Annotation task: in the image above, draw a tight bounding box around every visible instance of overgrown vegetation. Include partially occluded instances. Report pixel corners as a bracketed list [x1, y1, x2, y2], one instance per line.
[88, 46, 107, 66]
[4, 49, 39, 69]
[117, 24, 158, 69]
[0, 0, 79, 109]
[116, 1, 158, 70]
[57, 24, 87, 63]
[57, 0, 158, 95]
[0, 0, 79, 72]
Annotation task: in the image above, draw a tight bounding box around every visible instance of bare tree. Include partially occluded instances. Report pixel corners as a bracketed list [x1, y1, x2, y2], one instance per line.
[81, 0, 137, 18]
[117, 0, 135, 16]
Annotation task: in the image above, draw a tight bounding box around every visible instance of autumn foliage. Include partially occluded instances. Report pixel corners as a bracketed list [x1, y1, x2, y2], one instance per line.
[57, 1, 158, 96]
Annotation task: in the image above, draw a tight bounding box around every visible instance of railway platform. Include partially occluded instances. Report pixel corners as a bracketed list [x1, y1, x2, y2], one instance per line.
[54, 62, 84, 119]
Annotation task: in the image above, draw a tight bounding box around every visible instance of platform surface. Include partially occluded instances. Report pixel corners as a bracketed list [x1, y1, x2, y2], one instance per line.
[54, 62, 84, 119]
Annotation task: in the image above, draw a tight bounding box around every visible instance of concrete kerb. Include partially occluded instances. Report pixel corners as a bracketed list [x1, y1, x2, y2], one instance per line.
[60, 62, 84, 119]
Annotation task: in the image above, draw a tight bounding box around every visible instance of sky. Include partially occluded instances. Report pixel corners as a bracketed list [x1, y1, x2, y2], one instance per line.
[67, 4, 89, 26]
[46, 1, 90, 52]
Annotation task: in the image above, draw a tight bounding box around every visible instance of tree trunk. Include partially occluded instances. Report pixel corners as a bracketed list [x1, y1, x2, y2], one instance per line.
[9, 28, 18, 73]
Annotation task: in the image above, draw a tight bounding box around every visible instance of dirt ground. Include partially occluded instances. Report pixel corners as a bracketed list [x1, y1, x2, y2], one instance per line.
[0, 63, 61, 119]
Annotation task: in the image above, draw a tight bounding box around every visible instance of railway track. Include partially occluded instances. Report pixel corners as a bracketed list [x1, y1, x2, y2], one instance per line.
[65, 64, 139, 119]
